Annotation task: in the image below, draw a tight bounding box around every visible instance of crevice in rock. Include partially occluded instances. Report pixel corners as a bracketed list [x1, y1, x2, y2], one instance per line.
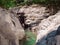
[17, 12, 30, 30]
[12, 20, 16, 26]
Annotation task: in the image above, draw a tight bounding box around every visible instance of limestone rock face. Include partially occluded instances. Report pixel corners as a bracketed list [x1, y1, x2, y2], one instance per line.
[19, 5, 47, 25]
[9, 5, 55, 33]
[0, 8, 25, 45]
[36, 11, 60, 45]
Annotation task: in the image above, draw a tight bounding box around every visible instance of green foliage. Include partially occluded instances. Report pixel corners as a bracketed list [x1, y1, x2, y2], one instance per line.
[0, 0, 60, 8]
[23, 0, 60, 5]
[32, 0, 46, 3]
[0, 0, 16, 8]
[23, 31, 36, 45]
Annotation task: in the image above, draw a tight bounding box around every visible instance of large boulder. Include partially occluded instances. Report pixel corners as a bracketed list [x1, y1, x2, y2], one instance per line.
[0, 8, 25, 45]
[36, 11, 60, 45]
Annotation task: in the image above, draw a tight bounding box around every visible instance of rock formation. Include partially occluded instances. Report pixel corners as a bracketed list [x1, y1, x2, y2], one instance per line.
[36, 11, 60, 45]
[0, 7, 25, 45]
[9, 5, 60, 45]
[9, 5, 54, 32]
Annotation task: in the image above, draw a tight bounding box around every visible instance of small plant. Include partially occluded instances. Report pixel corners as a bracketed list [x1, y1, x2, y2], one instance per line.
[23, 31, 36, 45]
